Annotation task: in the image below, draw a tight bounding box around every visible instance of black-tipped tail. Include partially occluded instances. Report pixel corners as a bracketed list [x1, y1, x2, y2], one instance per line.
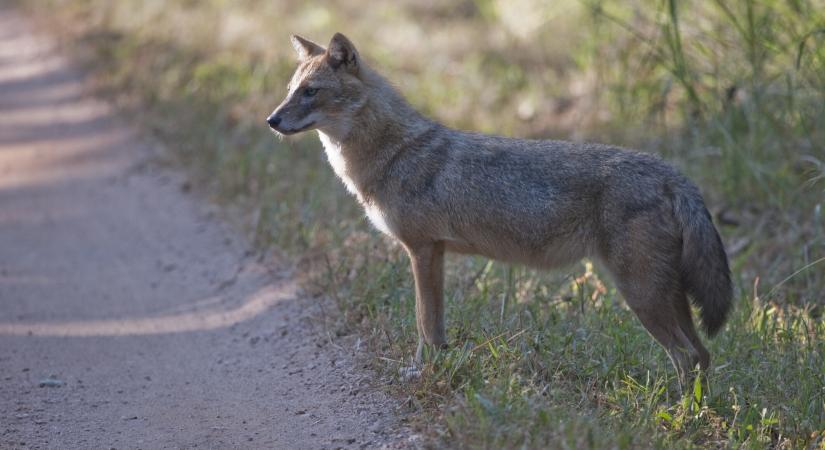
[675, 189, 733, 336]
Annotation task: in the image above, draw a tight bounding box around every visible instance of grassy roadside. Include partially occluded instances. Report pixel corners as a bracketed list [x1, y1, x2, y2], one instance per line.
[21, 0, 825, 448]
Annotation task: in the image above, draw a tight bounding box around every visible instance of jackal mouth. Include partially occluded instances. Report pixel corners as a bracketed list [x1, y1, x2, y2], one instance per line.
[274, 121, 316, 135]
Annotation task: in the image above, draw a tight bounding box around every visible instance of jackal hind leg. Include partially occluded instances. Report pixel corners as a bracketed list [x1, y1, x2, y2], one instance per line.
[626, 300, 705, 394]
[606, 250, 704, 391]
[603, 214, 707, 391]
[673, 292, 710, 372]
[614, 273, 706, 393]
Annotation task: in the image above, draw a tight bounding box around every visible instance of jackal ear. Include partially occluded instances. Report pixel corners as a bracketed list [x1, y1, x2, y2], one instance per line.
[290, 35, 325, 60]
[326, 32, 359, 73]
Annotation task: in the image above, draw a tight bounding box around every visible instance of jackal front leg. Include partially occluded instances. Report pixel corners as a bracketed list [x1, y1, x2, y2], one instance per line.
[406, 241, 447, 363]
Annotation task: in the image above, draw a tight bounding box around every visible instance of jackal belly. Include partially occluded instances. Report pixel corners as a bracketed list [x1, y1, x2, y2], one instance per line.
[445, 229, 590, 269]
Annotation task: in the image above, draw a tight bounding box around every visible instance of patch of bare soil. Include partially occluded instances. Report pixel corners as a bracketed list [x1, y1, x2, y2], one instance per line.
[0, 6, 411, 449]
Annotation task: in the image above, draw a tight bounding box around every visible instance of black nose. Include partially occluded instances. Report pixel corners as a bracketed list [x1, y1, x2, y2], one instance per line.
[266, 114, 281, 129]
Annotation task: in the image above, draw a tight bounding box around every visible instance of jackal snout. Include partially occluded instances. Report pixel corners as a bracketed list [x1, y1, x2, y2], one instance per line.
[265, 114, 281, 129]
[265, 89, 319, 135]
[266, 33, 364, 137]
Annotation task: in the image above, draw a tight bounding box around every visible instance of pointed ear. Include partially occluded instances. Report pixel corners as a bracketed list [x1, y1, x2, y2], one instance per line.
[326, 32, 359, 72]
[290, 35, 324, 60]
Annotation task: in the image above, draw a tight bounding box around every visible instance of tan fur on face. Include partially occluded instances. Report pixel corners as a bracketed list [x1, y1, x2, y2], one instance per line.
[269, 34, 369, 138]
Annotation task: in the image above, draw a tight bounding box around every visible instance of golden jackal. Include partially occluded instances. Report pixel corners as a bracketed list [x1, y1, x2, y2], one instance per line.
[267, 33, 733, 385]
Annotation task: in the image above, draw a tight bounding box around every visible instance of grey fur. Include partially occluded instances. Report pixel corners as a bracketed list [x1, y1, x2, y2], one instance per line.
[267, 33, 733, 387]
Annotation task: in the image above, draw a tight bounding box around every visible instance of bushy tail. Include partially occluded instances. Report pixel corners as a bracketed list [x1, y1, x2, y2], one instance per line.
[674, 188, 733, 336]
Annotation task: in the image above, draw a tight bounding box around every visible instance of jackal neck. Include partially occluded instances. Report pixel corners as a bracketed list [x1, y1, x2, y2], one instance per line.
[318, 65, 434, 204]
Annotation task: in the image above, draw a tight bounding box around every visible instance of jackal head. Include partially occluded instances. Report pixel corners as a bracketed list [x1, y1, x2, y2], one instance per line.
[266, 33, 365, 138]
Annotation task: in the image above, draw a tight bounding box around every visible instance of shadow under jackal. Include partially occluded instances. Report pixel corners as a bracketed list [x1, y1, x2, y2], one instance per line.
[267, 33, 733, 386]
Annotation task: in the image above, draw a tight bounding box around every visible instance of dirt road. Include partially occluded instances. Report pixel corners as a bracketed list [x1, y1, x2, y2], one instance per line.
[0, 7, 405, 449]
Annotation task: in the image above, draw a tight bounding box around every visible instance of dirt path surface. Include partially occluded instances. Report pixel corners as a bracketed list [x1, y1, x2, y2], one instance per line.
[0, 7, 407, 449]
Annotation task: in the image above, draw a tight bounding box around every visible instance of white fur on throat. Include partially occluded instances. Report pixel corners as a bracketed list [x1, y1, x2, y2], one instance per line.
[318, 131, 359, 197]
[365, 203, 394, 236]
[318, 131, 396, 237]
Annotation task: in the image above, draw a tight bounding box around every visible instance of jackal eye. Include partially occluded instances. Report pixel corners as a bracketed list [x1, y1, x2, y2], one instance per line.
[303, 87, 318, 97]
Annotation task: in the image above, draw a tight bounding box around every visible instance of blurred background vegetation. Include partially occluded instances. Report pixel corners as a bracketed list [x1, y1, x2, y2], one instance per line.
[22, 0, 825, 447]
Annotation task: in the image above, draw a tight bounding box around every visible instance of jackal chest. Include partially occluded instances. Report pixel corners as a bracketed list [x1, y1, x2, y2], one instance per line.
[364, 202, 396, 236]
[318, 132, 359, 197]
[318, 132, 398, 238]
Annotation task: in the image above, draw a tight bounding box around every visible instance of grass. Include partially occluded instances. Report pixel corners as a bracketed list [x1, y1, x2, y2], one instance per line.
[20, 0, 825, 447]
